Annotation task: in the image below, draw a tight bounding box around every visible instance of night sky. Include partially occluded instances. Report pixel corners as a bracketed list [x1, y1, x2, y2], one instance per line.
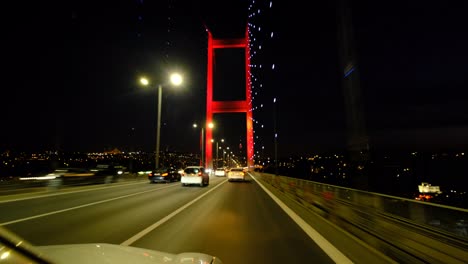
[2, 0, 467, 157]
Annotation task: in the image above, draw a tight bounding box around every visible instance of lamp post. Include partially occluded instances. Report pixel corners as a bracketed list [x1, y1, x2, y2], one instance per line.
[215, 139, 224, 168]
[155, 83, 162, 169]
[140, 73, 182, 169]
[210, 139, 215, 168]
[210, 138, 223, 169]
[193, 124, 203, 166]
[273, 97, 278, 175]
[223, 150, 226, 167]
[193, 122, 214, 167]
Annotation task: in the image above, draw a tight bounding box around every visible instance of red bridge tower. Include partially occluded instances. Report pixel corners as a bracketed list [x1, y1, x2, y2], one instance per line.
[205, 27, 254, 169]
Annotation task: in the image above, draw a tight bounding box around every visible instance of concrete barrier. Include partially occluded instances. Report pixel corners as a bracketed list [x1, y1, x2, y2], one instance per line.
[253, 172, 468, 264]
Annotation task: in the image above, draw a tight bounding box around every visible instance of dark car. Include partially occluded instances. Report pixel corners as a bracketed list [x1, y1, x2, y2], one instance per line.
[148, 167, 181, 183]
[91, 164, 125, 183]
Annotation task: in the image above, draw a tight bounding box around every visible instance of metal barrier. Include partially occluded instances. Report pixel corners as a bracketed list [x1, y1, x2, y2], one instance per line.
[253, 172, 468, 264]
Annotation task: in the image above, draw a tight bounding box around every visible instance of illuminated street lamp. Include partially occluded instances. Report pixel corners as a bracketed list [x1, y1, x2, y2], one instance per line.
[193, 122, 214, 167]
[193, 123, 202, 166]
[211, 138, 224, 169]
[139, 73, 183, 169]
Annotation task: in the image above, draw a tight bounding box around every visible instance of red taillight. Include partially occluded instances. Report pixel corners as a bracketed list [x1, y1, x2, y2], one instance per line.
[198, 172, 202, 176]
[148, 173, 153, 176]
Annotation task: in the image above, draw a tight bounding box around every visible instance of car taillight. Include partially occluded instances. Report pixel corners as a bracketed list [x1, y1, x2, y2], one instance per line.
[198, 172, 202, 176]
[162, 173, 168, 177]
[181, 173, 185, 176]
[148, 173, 153, 176]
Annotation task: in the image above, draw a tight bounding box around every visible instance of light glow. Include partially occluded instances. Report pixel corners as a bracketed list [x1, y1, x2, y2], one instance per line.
[140, 77, 149, 86]
[170, 73, 183, 86]
[20, 175, 57, 180]
[1, 252, 10, 260]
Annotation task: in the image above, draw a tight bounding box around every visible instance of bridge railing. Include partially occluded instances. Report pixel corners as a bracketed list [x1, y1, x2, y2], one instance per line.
[253, 172, 468, 264]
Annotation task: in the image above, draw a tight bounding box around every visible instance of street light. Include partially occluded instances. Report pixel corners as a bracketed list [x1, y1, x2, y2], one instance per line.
[273, 97, 278, 175]
[211, 138, 224, 169]
[139, 73, 183, 169]
[193, 122, 214, 167]
[193, 123, 202, 166]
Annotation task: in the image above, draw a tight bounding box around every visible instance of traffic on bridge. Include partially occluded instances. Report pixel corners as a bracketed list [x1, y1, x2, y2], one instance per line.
[2, 0, 467, 263]
[1, 170, 467, 263]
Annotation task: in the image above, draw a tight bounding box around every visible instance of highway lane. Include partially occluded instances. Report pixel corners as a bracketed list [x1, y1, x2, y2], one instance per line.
[130, 175, 336, 264]
[1, 180, 181, 224]
[0, 174, 341, 263]
[1, 178, 225, 245]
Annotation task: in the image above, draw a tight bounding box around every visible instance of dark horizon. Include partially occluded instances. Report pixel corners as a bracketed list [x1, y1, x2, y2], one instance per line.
[2, 0, 467, 158]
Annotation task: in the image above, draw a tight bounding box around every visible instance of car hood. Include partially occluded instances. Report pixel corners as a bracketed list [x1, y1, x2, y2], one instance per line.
[38, 243, 223, 264]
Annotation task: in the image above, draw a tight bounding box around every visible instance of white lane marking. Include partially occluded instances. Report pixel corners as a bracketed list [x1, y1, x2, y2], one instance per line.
[0, 184, 179, 226]
[250, 174, 354, 264]
[121, 179, 228, 246]
[0, 181, 149, 204]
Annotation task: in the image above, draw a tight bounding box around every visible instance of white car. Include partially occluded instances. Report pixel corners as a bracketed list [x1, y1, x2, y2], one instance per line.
[214, 168, 226, 177]
[181, 166, 209, 187]
[0, 226, 224, 264]
[227, 167, 245, 182]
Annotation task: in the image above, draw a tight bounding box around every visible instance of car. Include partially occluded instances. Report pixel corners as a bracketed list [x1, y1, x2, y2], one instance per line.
[214, 167, 226, 177]
[32, 167, 114, 187]
[227, 167, 245, 182]
[91, 164, 125, 183]
[148, 167, 181, 183]
[0, 226, 224, 264]
[181, 166, 209, 187]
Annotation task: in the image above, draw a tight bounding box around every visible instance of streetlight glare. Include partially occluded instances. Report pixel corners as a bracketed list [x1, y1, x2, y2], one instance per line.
[193, 123, 198, 128]
[140, 77, 149, 86]
[170, 73, 183, 86]
[208, 122, 214, 129]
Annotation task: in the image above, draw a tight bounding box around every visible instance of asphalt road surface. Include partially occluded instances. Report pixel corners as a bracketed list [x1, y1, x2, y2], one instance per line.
[0, 173, 389, 264]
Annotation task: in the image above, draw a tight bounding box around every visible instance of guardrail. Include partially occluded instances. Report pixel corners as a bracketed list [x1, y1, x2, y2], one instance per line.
[253, 172, 468, 264]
